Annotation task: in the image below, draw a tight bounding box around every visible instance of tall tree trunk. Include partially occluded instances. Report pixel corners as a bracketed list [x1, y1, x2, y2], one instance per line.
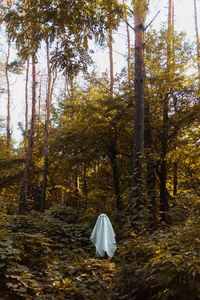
[159, 0, 174, 221]
[109, 27, 114, 98]
[19, 54, 37, 214]
[6, 37, 11, 148]
[38, 73, 43, 127]
[108, 23, 122, 211]
[126, 18, 131, 88]
[123, 0, 131, 88]
[130, 1, 147, 223]
[50, 67, 57, 102]
[24, 57, 29, 150]
[41, 39, 51, 212]
[144, 97, 157, 224]
[194, 0, 200, 87]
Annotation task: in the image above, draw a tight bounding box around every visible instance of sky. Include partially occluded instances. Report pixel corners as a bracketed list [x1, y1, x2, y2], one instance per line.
[93, 0, 199, 74]
[0, 0, 199, 143]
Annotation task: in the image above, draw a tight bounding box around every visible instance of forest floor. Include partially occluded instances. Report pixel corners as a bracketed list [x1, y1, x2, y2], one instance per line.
[1, 196, 200, 299]
[0, 205, 127, 300]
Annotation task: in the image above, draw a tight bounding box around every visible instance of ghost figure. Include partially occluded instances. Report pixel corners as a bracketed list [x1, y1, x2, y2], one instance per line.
[90, 213, 117, 258]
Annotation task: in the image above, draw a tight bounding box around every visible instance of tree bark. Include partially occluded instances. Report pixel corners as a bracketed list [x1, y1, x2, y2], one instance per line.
[24, 57, 29, 150]
[6, 37, 11, 148]
[83, 163, 88, 209]
[159, 0, 174, 222]
[41, 39, 51, 212]
[108, 21, 122, 211]
[123, 0, 131, 88]
[144, 97, 157, 223]
[38, 73, 43, 127]
[194, 0, 200, 87]
[19, 54, 37, 214]
[130, 1, 147, 222]
[173, 161, 178, 196]
[109, 140, 121, 211]
[109, 27, 114, 98]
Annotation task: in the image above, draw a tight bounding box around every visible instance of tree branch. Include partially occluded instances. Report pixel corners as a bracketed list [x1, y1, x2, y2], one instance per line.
[144, 10, 161, 30]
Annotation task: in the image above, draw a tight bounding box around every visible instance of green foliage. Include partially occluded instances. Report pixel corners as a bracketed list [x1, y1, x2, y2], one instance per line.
[49, 75, 133, 212]
[8, 59, 24, 74]
[0, 226, 53, 299]
[0, 148, 24, 214]
[0, 205, 119, 299]
[114, 196, 200, 299]
[0, 200, 200, 299]
[52, 258, 116, 300]
[3, 0, 124, 76]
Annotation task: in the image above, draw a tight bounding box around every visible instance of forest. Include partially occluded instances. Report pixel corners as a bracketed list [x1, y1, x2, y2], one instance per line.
[0, 0, 200, 299]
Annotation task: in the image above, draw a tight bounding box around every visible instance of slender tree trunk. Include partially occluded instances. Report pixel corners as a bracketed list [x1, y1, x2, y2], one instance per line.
[41, 39, 51, 212]
[24, 57, 29, 150]
[109, 140, 121, 211]
[126, 19, 131, 88]
[19, 54, 37, 214]
[38, 73, 43, 127]
[109, 27, 114, 98]
[70, 77, 74, 95]
[173, 161, 178, 196]
[50, 67, 57, 102]
[144, 97, 157, 224]
[74, 172, 79, 205]
[69, 77, 80, 206]
[160, 94, 169, 220]
[6, 37, 11, 148]
[130, 1, 147, 222]
[123, 0, 131, 87]
[194, 0, 200, 87]
[159, 0, 174, 221]
[108, 23, 122, 211]
[64, 75, 68, 95]
[83, 163, 88, 208]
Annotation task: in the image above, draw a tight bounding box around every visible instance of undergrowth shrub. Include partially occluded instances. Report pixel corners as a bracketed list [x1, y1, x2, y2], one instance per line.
[0, 229, 54, 299]
[114, 216, 200, 300]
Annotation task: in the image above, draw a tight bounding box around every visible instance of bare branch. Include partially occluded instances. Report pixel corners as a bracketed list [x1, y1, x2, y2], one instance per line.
[113, 49, 126, 58]
[126, 20, 135, 31]
[144, 10, 161, 30]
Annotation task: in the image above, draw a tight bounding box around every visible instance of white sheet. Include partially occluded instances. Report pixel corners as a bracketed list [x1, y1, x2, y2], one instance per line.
[90, 213, 117, 258]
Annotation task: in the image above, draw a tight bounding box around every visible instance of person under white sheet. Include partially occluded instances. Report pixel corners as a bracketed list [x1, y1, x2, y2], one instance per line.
[90, 213, 117, 258]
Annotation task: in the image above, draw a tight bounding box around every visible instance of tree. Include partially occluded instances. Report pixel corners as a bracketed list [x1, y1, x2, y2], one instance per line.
[123, 0, 131, 88]
[47, 72, 132, 211]
[41, 38, 57, 211]
[194, 0, 200, 88]
[4, 0, 124, 213]
[159, 0, 174, 221]
[144, 24, 195, 220]
[24, 57, 29, 150]
[5, 36, 11, 147]
[130, 0, 148, 225]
